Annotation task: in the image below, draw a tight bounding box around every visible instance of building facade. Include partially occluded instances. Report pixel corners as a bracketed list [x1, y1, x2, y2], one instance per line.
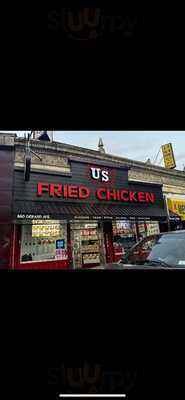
[0, 133, 185, 269]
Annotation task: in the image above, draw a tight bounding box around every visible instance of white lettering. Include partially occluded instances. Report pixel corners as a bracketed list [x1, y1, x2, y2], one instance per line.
[91, 167, 100, 180]
[101, 170, 109, 182]
[91, 167, 109, 182]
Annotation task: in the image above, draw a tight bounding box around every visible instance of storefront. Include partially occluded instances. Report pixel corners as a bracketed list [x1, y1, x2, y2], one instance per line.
[12, 158, 168, 269]
[166, 197, 185, 230]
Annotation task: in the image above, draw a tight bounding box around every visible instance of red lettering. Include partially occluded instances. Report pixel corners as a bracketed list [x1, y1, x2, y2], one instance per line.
[49, 184, 62, 197]
[138, 192, 146, 202]
[129, 191, 138, 202]
[107, 189, 117, 201]
[37, 182, 49, 196]
[68, 186, 78, 198]
[117, 190, 121, 201]
[120, 190, 129, 201]
[96, 188, 107, 200]
[63, 185, 68, 198]
[146, 192, 155, 204]
[36, 183, 156, 206]
[79, 186, 90, 199]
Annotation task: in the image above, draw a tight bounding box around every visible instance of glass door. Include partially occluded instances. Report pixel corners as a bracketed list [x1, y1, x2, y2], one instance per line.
[70, 222, 105, 268]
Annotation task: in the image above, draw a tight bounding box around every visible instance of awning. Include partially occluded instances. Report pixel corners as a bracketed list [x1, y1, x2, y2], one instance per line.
[14, 201, 168, 222]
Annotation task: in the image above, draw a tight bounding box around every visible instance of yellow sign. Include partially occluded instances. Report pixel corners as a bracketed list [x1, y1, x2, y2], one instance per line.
[161, 143, 176, 169]
[167, 198, 185, 221]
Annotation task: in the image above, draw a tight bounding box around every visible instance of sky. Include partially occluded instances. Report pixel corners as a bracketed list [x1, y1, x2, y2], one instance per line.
[2, 131, 185, 171]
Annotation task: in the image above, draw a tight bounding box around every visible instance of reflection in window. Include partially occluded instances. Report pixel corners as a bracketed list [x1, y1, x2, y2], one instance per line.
[113, 221, 137, 261]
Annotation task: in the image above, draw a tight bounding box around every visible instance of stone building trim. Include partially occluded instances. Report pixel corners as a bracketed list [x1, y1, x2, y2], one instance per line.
[12, 136, 185, 194]
[14, 137, 185, 176]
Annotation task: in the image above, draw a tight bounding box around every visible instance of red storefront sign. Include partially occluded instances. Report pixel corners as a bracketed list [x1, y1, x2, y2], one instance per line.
[37, 183, 90, 199]
[96, 188, 155, 203]
[37, 182, 155, 204]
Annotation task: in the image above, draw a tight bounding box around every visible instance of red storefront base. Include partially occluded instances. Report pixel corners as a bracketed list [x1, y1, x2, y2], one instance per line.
[16, 260, 69, 270]
[10, 219, 166, 270]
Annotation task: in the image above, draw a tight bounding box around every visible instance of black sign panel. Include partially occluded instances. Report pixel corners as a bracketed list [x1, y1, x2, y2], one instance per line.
[14, 160, 164, 208]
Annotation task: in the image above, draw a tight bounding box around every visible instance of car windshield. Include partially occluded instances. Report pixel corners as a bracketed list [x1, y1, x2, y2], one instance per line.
[146, 233, 185, 267]
[122, 232, 185, 268]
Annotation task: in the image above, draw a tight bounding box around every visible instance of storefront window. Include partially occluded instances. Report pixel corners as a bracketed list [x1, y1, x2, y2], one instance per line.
[20, 220, 68, 263]
[112, 221, 137, 261]
[145, 221, 160, 236]
[137, 223, 147, 239]
[137, 221, 160, 240]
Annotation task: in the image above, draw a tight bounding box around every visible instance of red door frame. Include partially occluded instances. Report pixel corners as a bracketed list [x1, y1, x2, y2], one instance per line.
[103, 222, 115, 263]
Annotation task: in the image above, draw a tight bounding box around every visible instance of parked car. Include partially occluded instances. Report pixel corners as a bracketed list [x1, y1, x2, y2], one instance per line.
[90, 230, 185, 269]
[119, 230, 185, 268]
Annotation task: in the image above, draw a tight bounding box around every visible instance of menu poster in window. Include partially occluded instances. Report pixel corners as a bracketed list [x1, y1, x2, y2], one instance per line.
[32, 224, 60, 237]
